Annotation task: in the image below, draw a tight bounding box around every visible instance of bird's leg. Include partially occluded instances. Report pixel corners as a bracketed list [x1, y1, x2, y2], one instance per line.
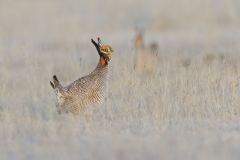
[71, 114, 79, 127]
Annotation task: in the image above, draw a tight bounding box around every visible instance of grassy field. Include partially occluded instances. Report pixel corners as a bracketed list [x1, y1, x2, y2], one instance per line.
[1, 0, 240, 159]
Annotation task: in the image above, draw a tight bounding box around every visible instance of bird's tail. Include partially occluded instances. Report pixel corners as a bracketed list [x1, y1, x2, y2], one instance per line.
[50, 75, 62, 89]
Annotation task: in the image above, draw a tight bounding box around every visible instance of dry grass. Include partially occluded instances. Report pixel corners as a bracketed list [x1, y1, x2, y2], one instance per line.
[1, 0, 240, 160]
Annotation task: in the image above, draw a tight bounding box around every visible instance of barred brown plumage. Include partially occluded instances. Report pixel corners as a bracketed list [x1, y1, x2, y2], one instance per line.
[50, 38, 113, 115]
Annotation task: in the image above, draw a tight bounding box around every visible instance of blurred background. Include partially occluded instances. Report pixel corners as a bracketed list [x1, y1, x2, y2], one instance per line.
[1, 0, 240, 160]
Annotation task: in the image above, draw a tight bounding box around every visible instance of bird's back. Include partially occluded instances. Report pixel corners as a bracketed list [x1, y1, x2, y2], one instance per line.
[58, 64, 108, 114]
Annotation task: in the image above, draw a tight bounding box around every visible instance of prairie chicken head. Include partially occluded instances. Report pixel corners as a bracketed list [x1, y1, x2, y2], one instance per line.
[135, 31, 144, 49]
[91, 37, 113, 63]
